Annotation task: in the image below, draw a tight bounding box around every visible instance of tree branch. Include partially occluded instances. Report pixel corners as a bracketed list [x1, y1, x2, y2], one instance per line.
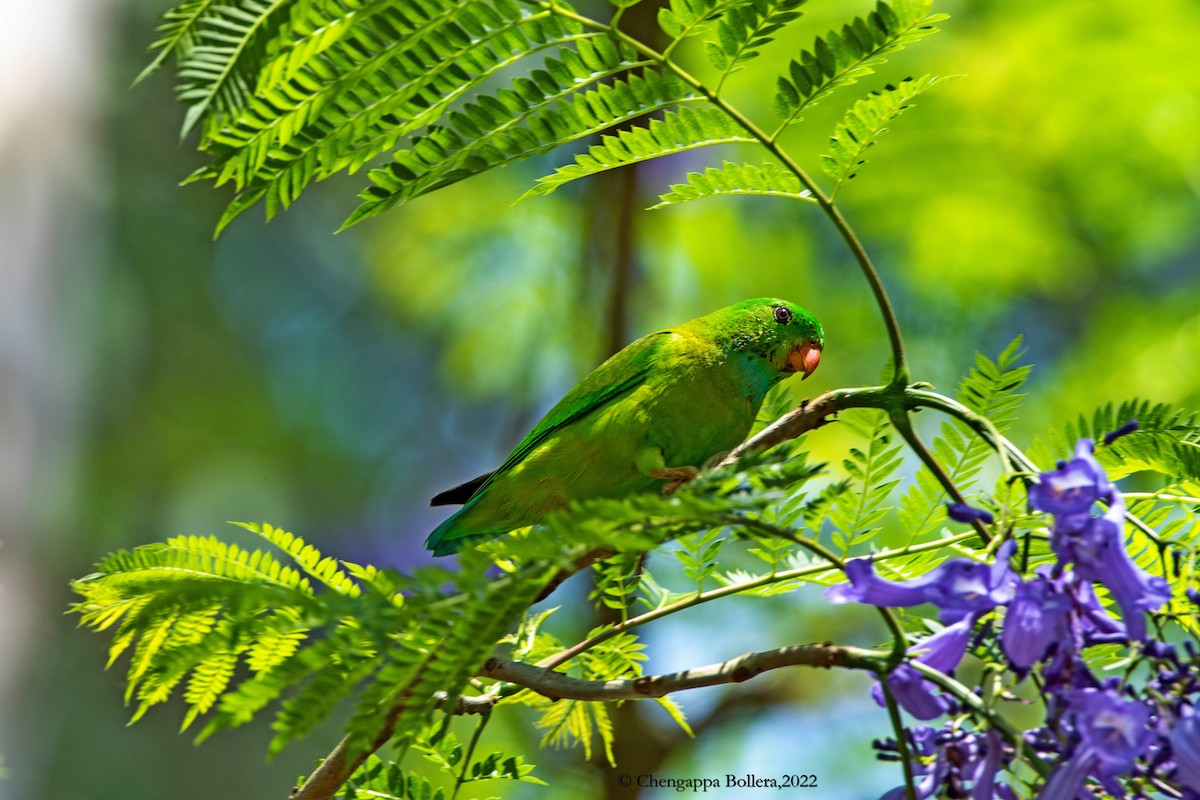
[717, 385, 893, 467]
[480, 643, 886, 702]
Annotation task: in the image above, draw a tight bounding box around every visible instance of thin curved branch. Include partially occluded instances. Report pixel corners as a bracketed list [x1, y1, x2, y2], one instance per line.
[890, 411, 992, 543]
[909, 389, 1166, 547]
[730, 516, 909, 666]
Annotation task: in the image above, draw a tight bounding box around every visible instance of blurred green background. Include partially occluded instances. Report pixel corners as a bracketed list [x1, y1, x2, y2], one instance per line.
[1, 0, 1198, 798]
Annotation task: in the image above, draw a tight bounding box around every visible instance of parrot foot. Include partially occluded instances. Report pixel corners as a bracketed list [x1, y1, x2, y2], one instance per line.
[649, 465, 700, 495]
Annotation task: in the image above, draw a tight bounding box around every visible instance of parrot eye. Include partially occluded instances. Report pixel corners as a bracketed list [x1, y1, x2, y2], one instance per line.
[772, 306, 793, 324]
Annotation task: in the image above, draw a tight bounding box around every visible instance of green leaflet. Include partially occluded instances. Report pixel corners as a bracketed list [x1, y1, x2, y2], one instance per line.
[704, 0, 808, 82]
[827, 409, 904, 551]
[591, 552, 645, 617]
[772, 0, 945, 128]
[175, 0, 292, 137]
[534, 695, 615, 764]
[651, 160, 815, 208]
[336, 745, 544, 799]
[183, 0, 603, 232]
[820, 74, 953, 198]
[676, 528, 725, 592]
[658, 0, 745, 44]
[340, 555, 551, 756]
[523, 107, 755, 199]
[134, 0, 222, 87]
[527, 631, 651, 763]
[69, 521, 559, 762]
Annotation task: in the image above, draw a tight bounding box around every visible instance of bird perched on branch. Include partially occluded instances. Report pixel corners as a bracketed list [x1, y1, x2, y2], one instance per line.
[425, 298, 824, 556]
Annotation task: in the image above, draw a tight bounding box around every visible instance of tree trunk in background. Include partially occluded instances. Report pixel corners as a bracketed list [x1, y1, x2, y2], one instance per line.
[581, 4, 683, 798]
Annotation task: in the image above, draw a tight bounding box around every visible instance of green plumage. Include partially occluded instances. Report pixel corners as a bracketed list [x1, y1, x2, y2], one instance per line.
[425, 298, 824, 556]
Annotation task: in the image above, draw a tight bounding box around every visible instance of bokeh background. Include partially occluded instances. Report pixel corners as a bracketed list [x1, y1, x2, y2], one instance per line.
[2, 0, 1198, 797]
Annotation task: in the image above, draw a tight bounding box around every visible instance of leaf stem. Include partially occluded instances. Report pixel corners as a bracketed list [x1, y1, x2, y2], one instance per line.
[733, 516, 909, 664]
[877, 681, 918, 800]
[452, 710, 491, 800]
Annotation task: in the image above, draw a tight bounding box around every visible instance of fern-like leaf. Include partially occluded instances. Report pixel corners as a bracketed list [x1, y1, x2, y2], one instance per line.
[238, 521, 361, 596]
[827, 409, 903, 551]
[342, 562, 551, 756]
[820, 74, 951, 197]
[675, 528, 725, 592]
[658, 0, 744, 45]
[134, 0, 222, 86]
[345, 67, 696, 228]
[194, 0, 611, 231]
[705, 0, 808, 83]
[529, 690, 616, 764]
[523, 107, 754, 198]
[1030, 400, 1200, 481]
[772, 0, 945, 127]
[897, 337, 1029, 541]
[651, 160, 814, 208]
[175, 0, 292, 136]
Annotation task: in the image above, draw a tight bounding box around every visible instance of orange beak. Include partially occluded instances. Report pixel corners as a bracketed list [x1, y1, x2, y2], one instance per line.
[787, 342, 822, 380]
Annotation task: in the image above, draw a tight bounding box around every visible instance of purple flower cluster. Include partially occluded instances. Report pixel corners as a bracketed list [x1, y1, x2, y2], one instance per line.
[874, 726, 1013, 800]
[825, 429, 1200, 800]
[1032, 647, 1200, 800]
[1031, 438, 1170, 644]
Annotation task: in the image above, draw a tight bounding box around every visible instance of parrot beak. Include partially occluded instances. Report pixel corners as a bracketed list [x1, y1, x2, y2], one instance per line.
[787, 342, 822, 380]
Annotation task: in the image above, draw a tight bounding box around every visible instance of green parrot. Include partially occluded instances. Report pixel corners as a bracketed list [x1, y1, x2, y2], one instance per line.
[424, 298, 824, 556]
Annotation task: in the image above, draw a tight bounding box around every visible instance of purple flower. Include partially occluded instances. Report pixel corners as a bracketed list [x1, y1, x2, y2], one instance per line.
[876, 662, 953, 721]
[873, 617, 976, 720]
[881, 726, 1010, 800]
[824, 557, 937, 607]
[826, 542, 1016, 624]
[923, 541, 1016, 623]
[970, 728, 1008, 800]
[947, 502, 995, 525]
[1039, 745, 1094, 800]
[1074, 689, 1153, 771]
[1055, 493, 1170, 641]
[1028, 439, 1111, 518]
[1042, 689, 1154, 800]
[1002, 573, 1072, 669]
[1171, 714, 1200, 792]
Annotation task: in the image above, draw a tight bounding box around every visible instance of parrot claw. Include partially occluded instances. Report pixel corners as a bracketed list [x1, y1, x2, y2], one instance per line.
[649, 465, 700, 495]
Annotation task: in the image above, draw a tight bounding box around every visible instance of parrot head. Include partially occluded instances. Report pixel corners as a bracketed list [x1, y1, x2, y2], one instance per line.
[712, 297, 824, 380]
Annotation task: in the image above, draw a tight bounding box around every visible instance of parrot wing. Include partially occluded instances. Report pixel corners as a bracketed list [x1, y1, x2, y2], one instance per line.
[432, 331, 669, 505]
